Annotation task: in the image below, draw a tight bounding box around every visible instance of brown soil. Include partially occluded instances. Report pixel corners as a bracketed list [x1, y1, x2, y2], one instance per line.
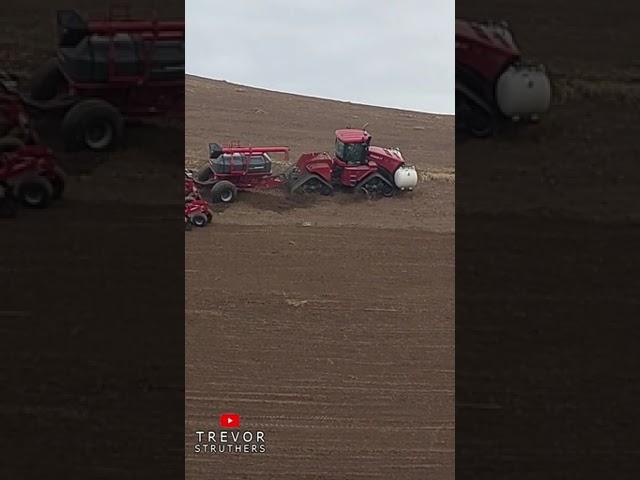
[457, 2, 640, 222]
[456, 3, 640, 478]
[2, 3, 185, 478]
[186, 77, 454, 478]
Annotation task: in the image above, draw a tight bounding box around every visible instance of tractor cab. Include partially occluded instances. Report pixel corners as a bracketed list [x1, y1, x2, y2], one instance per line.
[334, 129, 371, 166]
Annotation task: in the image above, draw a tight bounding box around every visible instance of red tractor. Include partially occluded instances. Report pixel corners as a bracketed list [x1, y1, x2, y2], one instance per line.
[456, 19, 551, 137]
[286, 128, 417, 196]
[0, 145, 65, 208]
[11, 9, 184, 151]
[193, 129, 418, 202]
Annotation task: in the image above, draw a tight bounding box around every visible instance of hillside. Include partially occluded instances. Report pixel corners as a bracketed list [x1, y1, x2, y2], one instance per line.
[186, 75, 454, 232]
[186, 76, 454, 479]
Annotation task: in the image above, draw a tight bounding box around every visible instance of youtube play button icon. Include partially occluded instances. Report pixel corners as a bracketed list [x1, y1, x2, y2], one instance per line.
[219, 413, 241, 428]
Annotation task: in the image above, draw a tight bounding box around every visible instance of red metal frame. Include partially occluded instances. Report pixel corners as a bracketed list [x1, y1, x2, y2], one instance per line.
[59, 12, 185, 117]
[455, 19, 520, 80]
[0, 145, 63, 190]
[220, 145, 290, 163]
[335, 128, 371, 144]
[185, 169, 212, 223]
[185, 198, 212, 218]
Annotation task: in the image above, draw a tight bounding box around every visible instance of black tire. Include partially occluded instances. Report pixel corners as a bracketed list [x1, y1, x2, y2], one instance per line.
[382, 181, 395, 197]
[456, 90, 497, 138]
[358, 174, 394, 198]
[211, 180, 237, 203]
[301, 178, 323, 194]
[291, 175, 333, 195]
[457, 92, 495, 138]
[190, 213, 208, 227]
[468, 109, 495, 138]
[18, 177, 53, 208]
[320, 183, 333, 196]
[62, 100, 124, 151]
[0, 136, 25, 153]
[29, 58, 66, 102]
[196, 163, 212, 182]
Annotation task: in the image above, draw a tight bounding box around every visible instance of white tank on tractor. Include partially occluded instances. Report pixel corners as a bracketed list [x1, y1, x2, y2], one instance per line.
[394, 165, 418, 190]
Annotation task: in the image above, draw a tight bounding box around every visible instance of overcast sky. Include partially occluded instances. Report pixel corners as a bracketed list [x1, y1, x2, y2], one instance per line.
[186, 0, 454, 114]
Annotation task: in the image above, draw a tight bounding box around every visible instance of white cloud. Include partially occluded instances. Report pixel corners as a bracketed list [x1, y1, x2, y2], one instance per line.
[186, 0, 454, 114]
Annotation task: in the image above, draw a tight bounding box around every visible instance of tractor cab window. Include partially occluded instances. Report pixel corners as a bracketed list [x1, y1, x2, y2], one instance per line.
[335, 139, 368, 165]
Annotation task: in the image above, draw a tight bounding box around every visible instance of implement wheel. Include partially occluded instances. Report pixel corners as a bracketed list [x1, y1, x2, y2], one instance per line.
[211, 180, 237, 203]
[62, 99, 123, 151]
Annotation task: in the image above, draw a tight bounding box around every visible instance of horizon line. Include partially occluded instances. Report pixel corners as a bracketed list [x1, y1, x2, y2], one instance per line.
[185, 72, 455, 116]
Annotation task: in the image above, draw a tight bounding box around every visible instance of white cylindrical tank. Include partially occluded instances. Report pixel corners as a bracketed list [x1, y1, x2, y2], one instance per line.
[496, 64, 551, 117]
[394, 166, 418, 190]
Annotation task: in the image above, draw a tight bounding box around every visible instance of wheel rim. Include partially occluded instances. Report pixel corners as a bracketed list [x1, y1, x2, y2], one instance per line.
[85, 120, 113, 150]
[192, 214, 206, 226]
[220, 189, 233, 202]
[23, 186, 44, 205]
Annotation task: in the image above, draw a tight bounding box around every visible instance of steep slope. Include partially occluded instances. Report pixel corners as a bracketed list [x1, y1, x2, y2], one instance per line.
[186, 76, 454, 480]
[186, 75, 454, 232]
